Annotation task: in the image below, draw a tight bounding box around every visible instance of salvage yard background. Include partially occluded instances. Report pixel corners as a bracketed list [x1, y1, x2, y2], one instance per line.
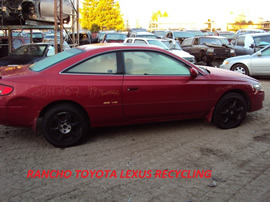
[1, 79, 270, 201]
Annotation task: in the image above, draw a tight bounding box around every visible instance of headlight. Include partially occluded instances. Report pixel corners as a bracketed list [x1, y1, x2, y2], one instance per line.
[207, 48, 214, 53]
[253, 83, 262, 91]
[223, 60, 230, 65]
[230, 49, 235, 53]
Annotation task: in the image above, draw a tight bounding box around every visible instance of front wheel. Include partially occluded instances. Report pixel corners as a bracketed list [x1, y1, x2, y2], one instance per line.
[231, 64, 249, 75]
[42, 103, 89, 147]
[213, 93, 247, 129]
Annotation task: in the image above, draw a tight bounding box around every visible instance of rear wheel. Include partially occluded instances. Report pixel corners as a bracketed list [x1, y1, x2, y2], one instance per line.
[42, 103, 89, 147]
[231, 64, 249, 75]
[213, 93, 247, 129]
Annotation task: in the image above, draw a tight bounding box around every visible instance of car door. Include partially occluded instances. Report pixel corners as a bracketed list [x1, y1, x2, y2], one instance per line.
[234, 36, 246, 55]
[62, 52, 124, 126]
[122, 50, 209, 121]
[250, 46, 270, 75]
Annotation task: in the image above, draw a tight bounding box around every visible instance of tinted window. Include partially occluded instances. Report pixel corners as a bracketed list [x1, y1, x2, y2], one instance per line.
[124, 51, 190, 75]
[66, 52, 117, 74]
[30, 48, 84, 72]
[12, 45, 47, 56]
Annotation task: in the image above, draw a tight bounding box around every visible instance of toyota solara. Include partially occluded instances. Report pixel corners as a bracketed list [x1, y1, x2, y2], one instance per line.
[0, 44, 264, 147]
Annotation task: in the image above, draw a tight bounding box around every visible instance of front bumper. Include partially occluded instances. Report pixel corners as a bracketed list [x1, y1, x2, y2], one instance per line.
[249, 91, 264, 112]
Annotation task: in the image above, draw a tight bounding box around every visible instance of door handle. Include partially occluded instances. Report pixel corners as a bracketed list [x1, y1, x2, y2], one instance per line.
[127, 88, 139, 91]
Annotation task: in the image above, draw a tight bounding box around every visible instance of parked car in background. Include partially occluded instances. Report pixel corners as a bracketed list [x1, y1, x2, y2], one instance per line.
[101, 33, 127, 43]
[127, 28, 147, 37]
[151, 30, 166, 39]
[164, 31, 195, 44]
[26, 31, 44, 43]
[185, 30, 205, 36]
[0, 44, 264, 147]
[124, 37, 168, 48]
[235, 29, 266, 35]
[66, 30, 92, 46]
[0, 0, 72, 25]
[161, 39, 196, 63]
[124, 37, 195, 63]
[213, 31, 235, 42]
[0, 43, 57, 68]
[97, 30, 115, 43]
[43, 38, 71, 51]
[230, 33, 270, 56]
[130, 32, 157, 39]
[220, 45, 270, 76]
[181, 36, 235, 66]
[0, 36, 30, 58]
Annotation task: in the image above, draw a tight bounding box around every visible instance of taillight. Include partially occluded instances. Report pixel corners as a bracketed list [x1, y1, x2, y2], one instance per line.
[0, 84, 14, 95]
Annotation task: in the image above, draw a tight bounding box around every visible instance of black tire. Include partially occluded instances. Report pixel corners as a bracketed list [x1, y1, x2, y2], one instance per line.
[213, 93, 247, 129]
[231, 64, 249, 75]
[42, 103, 89, 147]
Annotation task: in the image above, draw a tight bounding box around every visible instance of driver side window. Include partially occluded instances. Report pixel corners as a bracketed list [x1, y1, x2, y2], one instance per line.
[124, 51, 190, 75]
[261, 47, 270, 56]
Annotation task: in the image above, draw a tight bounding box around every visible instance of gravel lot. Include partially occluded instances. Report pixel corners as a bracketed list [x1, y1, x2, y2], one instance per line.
[1, 79, 270, 201]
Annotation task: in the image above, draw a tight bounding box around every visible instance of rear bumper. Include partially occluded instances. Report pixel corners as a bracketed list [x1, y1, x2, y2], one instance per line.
[0, 106, 8, 126]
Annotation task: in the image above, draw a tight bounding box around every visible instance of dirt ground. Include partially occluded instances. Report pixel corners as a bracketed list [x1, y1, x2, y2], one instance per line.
[0, 79, 270, 202]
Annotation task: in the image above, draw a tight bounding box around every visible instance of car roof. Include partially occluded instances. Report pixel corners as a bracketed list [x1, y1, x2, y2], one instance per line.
[135, 32, 155, 35]
[196, 36, 227, 39]
[126, 37, 161, 41]
[242, 33, 270, 37]
[77, 43, 168, 52]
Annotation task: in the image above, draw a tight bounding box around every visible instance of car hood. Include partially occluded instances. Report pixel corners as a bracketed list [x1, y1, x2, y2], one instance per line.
[0, 55, 44, 66]
[170, 49, 194, 58]
[0, 64, 33, 77]
[201, 66, 258, 82]
[226, 54, 251, 62]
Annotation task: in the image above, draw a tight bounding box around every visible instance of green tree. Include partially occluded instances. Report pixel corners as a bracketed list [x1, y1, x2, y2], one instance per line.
[163, 11, 168, 17]
[80, 0, 124, 31]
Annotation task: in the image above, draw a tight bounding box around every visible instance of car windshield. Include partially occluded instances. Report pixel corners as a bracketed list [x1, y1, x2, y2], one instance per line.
[11, 45, 47, 56]
[219, 33, 235, 39]
[99, 33, 106, 40]
[254, 35, 270, 47]
[106, 34, 126, 40]
[148, 40, 169, 50]
[200, 38, 223, 46]
[154, 31, 166, 37]
[29, 48, 85, 72]
[219, 38, 230, 45]
[174, 32, 195, 38]
[162, 40, 183, 50]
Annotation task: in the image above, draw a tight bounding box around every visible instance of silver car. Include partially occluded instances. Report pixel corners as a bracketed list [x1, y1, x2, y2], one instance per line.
[0, 0, 72, 25]
[220, 45, 270, 76]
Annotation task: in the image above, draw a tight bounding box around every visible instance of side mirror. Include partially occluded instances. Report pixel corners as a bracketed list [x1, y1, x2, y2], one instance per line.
[190, 68, 199, 78]
[256, 51, 262, 56]
[250, 44, 254, 48]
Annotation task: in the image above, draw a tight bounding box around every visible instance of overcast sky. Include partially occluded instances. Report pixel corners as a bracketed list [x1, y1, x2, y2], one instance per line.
[117, 0, 270, 28]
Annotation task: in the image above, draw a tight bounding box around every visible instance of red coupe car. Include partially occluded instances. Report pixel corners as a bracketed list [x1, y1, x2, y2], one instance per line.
[0, 44, 264, 147]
